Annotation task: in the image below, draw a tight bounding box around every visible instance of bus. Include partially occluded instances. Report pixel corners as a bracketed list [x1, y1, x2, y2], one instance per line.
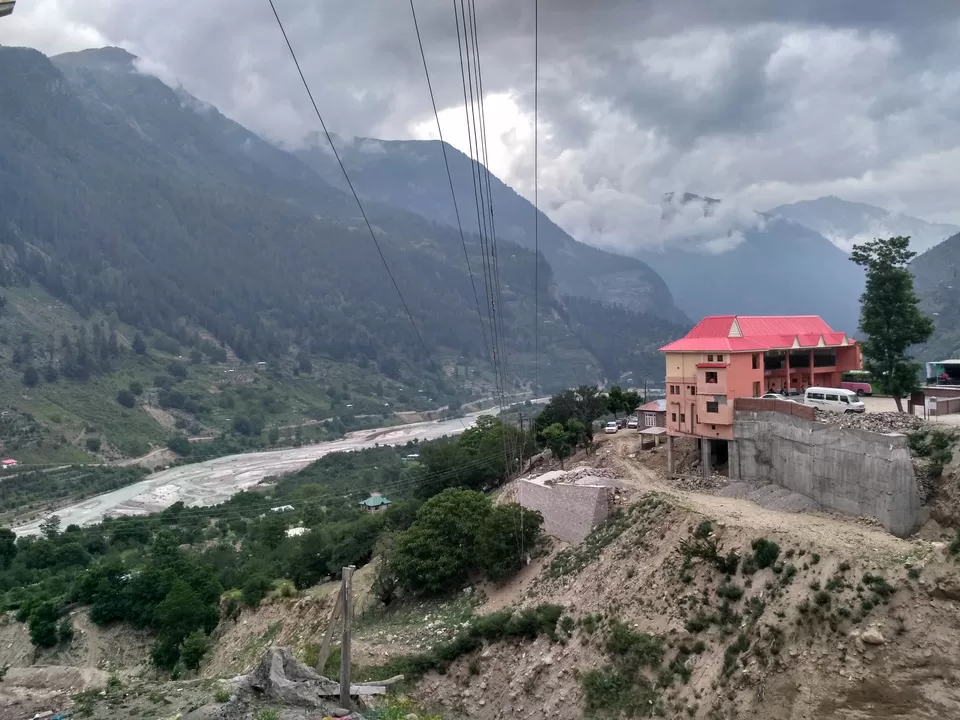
[840, 370, 873, 396]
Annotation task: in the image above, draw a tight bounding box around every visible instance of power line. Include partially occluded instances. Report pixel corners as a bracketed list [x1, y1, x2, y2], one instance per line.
[533, 0, 540, 396]
[265, 0, 451, 399]
[408, 0, 493, 378]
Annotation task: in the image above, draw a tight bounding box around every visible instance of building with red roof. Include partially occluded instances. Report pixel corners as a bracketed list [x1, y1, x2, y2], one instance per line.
[660, 315, 861, 442]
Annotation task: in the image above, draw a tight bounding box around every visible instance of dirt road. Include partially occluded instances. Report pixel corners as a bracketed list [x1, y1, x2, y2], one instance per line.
[604, 436, 927, 562]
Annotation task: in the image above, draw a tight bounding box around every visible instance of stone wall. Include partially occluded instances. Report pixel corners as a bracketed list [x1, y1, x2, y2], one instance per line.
[733, 410, 923, 537]
[517, 479, 611, 544]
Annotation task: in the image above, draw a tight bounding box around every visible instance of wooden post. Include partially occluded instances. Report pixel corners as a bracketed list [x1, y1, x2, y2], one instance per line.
[315, 588, 342, 674]
[339, 565, 355, 709]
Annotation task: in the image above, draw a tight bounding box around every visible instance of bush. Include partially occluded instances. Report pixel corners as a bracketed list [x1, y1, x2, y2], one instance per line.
[167, 434, 192, 456]
[85, 437, 102, 452]
[129, 381, 144, 396]
[717, 582, 745, 601]
[214, 687, 231, 703]
[58, 617, 74, 645]
[751, 538, 780, 569]
[116, 389, 136, 408]
[242, 575, 273, 607]
[28, 602, 59, 648]
[22, 366, 39, 387]
[181, 629, 211, 670]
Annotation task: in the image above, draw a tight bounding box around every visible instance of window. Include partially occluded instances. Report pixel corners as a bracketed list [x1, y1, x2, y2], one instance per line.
[840, 395, 849, 404]
[825, 394, 839, 402]
[707, 354, 714, 362]
[752, 354, 759, 370]
[679, 413, 685, 423]
[689, 386, 696, 395]
[671, 413, 677, 422]
[717, 354, 724, 362]
[808, 392, 825, 400]
[644, 414, 655, 427]
[705, 371, 718, 384]
[706, 401, 719, 413]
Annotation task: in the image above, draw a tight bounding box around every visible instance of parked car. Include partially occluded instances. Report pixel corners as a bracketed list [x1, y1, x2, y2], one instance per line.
[627, 417, 639, 429]
[804, 387, 865, 413]
[604, 421, 618, 434]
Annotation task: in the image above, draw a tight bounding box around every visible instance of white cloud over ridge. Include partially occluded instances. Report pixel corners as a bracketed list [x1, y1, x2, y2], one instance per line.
[7, 0, 960, 252]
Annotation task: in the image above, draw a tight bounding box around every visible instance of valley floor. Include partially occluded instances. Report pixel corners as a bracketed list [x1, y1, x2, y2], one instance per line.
[3, 433, 960, 719]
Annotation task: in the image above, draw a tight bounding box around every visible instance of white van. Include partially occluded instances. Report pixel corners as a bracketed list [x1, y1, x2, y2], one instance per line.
[804, 387, 865, 414]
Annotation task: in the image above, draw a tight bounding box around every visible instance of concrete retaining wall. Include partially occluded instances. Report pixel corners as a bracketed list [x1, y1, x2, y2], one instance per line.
[733, 410, 923, 537]
[517, 479, 611, 544]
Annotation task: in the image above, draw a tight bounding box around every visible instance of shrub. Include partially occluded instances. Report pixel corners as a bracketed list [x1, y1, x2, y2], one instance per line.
[214, 687, 231, 703]
[751, 538, 780, 569]
[58, 618, 74, 645]
[717, 582, 744, 601]
[740, 555, 758, 576]
[242, 575, 273, 607]
[85, 437, 102, 452]
[605, 620, 664, 670]
[129, 381, 144, 396]
[181, 629, 211, 670]
[694, 521, 713, 539]
[814, 590, 831, 607]
[116, 389, 136, 408]
[684, 614, 713, 633]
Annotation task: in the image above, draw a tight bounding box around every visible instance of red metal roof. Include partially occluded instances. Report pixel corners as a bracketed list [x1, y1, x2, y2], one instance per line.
[660, 315, 854, 353]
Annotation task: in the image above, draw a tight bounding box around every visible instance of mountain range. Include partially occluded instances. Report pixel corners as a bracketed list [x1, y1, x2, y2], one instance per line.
[0, 45, 693, 460]
[770, 196, 958, 255]
[2, 43, 956, 460]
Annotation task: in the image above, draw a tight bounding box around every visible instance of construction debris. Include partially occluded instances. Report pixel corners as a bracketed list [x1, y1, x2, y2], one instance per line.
[814, 409, 926, 434]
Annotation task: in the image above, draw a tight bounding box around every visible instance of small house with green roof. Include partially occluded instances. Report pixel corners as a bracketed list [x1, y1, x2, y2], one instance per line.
[360, 492, 392, 513]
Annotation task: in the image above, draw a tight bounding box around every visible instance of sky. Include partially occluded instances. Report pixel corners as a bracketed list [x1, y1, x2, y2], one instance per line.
[7, 0, 960, 254]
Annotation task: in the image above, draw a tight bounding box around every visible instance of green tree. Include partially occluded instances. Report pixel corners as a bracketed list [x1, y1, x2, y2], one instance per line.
[28, 602, 59, 648]
[167, 434, 191, 456]
[476, 504, 544, 581]
[608, 385, 625, 418]
[22, 366, 39, 387]
[153, 580, 218, 647]
[542, 423, 572, 468]
[116, 389, 136, 408]
[129, 380, 144, 396]
[58, 617, 74, 645]
[180, 629, 211, 670]
[566, 418, 588, 451]
[242, 574, 273, 607]
[391, 488, 491, 595]
[851, 236, 934, 411]
[0, 528, 17, 568]
[39, 514, 61, 539]
[268, 426, 281, 445]
[85, 437, 102, 452]
[623, 390, 640, 415]
[132, 333, 147, 355]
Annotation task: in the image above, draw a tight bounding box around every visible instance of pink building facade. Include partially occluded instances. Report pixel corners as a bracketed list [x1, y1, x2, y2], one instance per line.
[660, 315, 862, 442]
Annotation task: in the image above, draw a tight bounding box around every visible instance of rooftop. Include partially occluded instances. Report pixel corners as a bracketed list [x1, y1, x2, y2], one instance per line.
[639, 399, 667, 412]
[660, 315, 854, 353]
[361, 495, 391, 508]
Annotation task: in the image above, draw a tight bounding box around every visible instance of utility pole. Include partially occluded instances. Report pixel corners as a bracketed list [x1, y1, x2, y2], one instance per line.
[339, 565, 355, 709]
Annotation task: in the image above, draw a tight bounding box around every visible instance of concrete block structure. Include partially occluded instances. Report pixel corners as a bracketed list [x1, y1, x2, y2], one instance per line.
[517, 472, 612, 544]
[733, 410, 923, 537]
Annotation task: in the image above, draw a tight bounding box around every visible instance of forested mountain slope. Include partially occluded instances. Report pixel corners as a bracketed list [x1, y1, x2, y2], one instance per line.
[293, 137, 689, 323]
[0, 46, 681, 459]
[910, 231, 960, 360]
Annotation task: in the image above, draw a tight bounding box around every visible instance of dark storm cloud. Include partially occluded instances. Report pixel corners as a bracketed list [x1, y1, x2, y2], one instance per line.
[9, 0, 960, 247]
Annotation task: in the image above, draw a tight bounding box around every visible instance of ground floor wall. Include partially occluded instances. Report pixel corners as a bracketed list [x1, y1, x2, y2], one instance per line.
[517, 479, 611, 544]
[731, 410, 923, 537]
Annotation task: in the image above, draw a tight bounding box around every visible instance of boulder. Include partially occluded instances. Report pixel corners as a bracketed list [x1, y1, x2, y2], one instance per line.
[861, 628, 885, 645]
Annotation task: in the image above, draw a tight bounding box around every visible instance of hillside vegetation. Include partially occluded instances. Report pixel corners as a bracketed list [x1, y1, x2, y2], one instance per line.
[0, 46, 685, 461]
